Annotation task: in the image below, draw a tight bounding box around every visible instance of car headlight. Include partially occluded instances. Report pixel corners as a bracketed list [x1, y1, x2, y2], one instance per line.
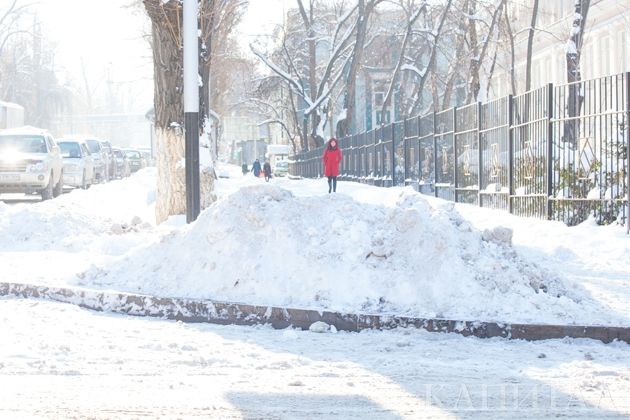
[27, 161, 46, 173]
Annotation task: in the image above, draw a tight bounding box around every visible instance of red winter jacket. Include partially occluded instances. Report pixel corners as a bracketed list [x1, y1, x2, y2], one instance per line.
[322, 143, 342, 177]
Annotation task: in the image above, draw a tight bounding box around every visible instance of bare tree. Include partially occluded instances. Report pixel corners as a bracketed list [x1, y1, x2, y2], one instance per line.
[379, 1, 425, 123]
[338, 0, 382, 138]
[404, 0, 453, 115]
[466, 0, 505, 104]
[252, 1, 356, 150]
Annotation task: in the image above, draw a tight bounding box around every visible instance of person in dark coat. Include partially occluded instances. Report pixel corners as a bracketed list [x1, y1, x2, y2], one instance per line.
[241, 163, 248, 175]
[251, 159, 262, 177]
[322, 138, 342, 193]
[263, 161, 272, 182]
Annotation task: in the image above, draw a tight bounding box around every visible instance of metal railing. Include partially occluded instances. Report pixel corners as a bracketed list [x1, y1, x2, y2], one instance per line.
[289, 73, 630, 226]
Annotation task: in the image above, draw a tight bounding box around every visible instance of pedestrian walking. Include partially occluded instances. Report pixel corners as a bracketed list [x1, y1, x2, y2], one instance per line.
[322, 138, 342, 193]
[263, 161, 272, 182]
[251, 159, 262, 177]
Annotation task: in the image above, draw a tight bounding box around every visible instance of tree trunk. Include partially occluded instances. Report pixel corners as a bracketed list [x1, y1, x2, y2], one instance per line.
[503, 3, 517, 95]
[525, 0, 540, 92]
[144, 0, 215, 224]
[564, 0, 590, 147]
[466, 0, 480, 104]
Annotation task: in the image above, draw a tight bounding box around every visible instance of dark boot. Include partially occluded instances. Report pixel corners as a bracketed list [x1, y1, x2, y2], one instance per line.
[327, 177, 332, 193]
[333, 177, 337, 192]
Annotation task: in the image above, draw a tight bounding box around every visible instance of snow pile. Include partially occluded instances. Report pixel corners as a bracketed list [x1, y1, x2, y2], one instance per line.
[80, 182, 596, 324]
[0, 169, 156, 253]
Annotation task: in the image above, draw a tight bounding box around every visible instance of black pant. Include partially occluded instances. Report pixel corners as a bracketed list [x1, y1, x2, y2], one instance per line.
[327, 176, 337, 193]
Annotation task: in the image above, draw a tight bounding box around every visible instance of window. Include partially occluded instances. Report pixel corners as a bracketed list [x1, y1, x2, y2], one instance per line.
[374, 92, 384, 107]
[376, 111, 391, 125]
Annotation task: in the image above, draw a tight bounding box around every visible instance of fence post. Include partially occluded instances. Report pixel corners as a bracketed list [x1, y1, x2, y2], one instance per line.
[381, 127, 386, 185]
[626, 72, 630, 234]
[403, 117, 408, 184]
[546, 83, 554, 220]
[391, 123, 396, 187]
[477, 102, 483, 207]
[453, 106, 458, 203]
[433, 111, 438, 198]
[508, 94, 514, 214]
[417, 116, 422, 192]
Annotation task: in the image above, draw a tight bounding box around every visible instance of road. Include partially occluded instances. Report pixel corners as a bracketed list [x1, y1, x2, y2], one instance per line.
[0, 299, 629, 419]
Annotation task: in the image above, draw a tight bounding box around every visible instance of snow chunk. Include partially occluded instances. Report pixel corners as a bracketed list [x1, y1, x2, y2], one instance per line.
[309, 321, 331, 333]
[482, 226, 513, 247]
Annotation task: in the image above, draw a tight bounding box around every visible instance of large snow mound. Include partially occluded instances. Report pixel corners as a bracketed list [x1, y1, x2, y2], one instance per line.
[80, 183, 595, 324]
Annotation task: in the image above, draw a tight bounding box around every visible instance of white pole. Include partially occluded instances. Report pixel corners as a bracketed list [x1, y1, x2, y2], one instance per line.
[184, 0, 199, 114]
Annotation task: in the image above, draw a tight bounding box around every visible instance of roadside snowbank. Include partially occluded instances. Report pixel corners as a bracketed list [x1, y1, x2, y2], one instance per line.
[80, 181, 612, 325]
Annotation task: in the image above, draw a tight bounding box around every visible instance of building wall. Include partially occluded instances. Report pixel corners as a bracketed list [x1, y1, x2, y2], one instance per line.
[493, 0, 630, 97]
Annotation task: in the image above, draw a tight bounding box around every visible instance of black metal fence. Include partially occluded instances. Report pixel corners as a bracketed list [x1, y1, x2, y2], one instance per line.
[290, 73, 630, 226]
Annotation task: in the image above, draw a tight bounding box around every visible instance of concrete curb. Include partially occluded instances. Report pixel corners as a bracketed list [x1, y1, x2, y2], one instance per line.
[1, 282, 629, 344]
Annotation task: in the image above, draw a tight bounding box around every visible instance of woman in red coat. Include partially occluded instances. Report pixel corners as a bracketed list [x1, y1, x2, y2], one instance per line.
[322, 138, 342, 193]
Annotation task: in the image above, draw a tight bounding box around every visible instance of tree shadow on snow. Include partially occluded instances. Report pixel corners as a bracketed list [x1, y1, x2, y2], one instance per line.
[191, 322, 630, 420]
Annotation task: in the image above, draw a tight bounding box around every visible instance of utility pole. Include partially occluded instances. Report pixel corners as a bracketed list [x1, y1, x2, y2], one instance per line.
[184, 0, 200, 223]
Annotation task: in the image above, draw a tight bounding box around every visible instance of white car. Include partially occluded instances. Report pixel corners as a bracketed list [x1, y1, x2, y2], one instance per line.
[57, 139, 94, 189]
[0, 126, 63, 200]
[273, 160, 289, 177]
[84, 137, 108, 183]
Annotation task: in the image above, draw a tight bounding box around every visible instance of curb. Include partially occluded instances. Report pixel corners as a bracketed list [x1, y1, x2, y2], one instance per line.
[1, 282, 629, 344]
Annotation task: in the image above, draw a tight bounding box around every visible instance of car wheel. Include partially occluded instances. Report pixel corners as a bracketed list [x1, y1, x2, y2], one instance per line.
[40, 172, 54, 200]
[53, 170, 63, 197]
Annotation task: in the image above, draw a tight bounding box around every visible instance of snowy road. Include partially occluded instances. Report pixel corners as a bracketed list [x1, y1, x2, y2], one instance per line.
[1, 299, 629, 419]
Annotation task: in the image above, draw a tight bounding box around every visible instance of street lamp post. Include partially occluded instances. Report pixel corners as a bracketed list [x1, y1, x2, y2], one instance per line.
[184, 0, 200, 223]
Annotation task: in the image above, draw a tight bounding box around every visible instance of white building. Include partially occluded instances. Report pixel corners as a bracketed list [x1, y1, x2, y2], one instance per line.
[492, 0, 630, 97]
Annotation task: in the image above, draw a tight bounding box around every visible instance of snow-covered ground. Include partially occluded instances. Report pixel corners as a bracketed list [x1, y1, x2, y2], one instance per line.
[0, 164, 629, 326]
[2, 164, 630, 418]
[1, 298, 629, 419]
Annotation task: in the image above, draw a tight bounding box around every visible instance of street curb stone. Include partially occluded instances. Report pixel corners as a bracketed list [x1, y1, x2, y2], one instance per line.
[1, 282, 628, 344]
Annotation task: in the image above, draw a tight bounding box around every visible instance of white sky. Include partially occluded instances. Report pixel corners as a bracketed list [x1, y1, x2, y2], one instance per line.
[238, 0, 292, 53]
[29, 0, 293, 113]
[33, 0, 154, 114]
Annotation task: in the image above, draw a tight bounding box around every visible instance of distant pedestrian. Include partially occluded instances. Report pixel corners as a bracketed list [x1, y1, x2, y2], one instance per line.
[241, 163, 248, 175]
[251, 159, 262, 177]
[263, 161, 272, 182]
[322, 138, 342, 193]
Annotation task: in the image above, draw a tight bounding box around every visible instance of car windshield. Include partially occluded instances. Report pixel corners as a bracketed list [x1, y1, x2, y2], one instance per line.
[58, 142, 81, 158]
[0, 135, 48, 153]
[85, 139, 101, 153]
[113, 150, 123, 158]
[125, 150, 141, 158]
[276, 161, 288, 167]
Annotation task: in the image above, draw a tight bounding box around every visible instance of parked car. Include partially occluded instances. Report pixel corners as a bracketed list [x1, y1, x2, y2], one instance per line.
[57, 139, 94, 189]
[112, 148, 130, 178]
[83, 137, 108, 183]
[273, 160, 289, 177]
[100, 140, 115, 179]
[0, 126, 63, 200]
[138, 148, 155, 166]
[123, 149, 146, 173]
